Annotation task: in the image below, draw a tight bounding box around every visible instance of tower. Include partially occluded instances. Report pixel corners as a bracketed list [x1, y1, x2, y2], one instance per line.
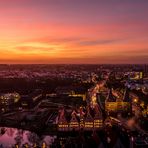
[122, 88, 132, 114]
[105, 89, 117, 113]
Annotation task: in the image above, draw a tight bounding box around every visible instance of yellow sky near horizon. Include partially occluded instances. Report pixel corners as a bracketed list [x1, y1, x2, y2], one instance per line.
[0, 0, 148, 64]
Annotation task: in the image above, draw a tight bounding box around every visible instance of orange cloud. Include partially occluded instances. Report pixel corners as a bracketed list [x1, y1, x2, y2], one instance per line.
[0, 0, 148, 64]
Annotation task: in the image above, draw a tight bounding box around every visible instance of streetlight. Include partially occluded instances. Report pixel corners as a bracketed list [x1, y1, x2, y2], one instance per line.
[133, 98, 138, 103]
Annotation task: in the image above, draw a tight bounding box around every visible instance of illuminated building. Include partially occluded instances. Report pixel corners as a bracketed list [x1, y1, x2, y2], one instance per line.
[0, 93, 20, 112]
[120, 88, 131, 114]
[128, 71, 143, 81]
[79, 107, 85, 129]
[140, 72, 143, 79]
[105, 88, 132, 115]
[84, 107, 94, 131]
[57, 104, 103, 132]
[115, 88, 131, 115]
[93, 113, 103, 129]
[90, 93, 98, 108]
[83, 103, 103, 130]
[105, 89, 117, 113]
[69, 111, 79, 131]
[93, 104, 103, 129]
[58, 108, 69, 131]
[69, 93, 86, 101]
[96, 84, 108, 94]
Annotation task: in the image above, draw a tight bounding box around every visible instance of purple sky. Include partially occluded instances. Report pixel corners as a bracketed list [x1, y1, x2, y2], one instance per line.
[0, 0, 148, 64]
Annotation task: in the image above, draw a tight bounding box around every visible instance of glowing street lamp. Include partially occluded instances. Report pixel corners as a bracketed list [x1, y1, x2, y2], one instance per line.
[133, 98, 138, 103]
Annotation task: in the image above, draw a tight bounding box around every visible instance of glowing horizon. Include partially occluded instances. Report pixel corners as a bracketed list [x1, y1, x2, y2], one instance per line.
[0, 0, 148, 64]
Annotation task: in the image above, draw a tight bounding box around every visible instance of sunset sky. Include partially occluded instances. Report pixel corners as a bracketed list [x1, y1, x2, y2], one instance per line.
[0, 0, 148, 64]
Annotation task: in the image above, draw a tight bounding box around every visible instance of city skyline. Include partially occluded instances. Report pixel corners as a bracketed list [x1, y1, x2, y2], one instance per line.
[0, 0, 148, 64]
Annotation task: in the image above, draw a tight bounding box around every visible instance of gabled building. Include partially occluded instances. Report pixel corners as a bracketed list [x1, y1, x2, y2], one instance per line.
[105, 88, 132, 115]
[58, 108, 69, 131]
[79, 107, 85, 129]
[118, 88, 131, 114]
[69, 110, 79, 131]
[84, 107, 94, 131]
[105, 89, 117, 113]
[93, 112, 103, 129]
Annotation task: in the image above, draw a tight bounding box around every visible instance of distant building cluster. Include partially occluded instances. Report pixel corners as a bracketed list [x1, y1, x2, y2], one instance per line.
[0, 90, 43, 113]
[58, 105, 103, 132]
[105, 89, 131, 115]
[0, 64, 148, 147]
[0, 65, 94, 83]
[0, 93, 20, 112]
